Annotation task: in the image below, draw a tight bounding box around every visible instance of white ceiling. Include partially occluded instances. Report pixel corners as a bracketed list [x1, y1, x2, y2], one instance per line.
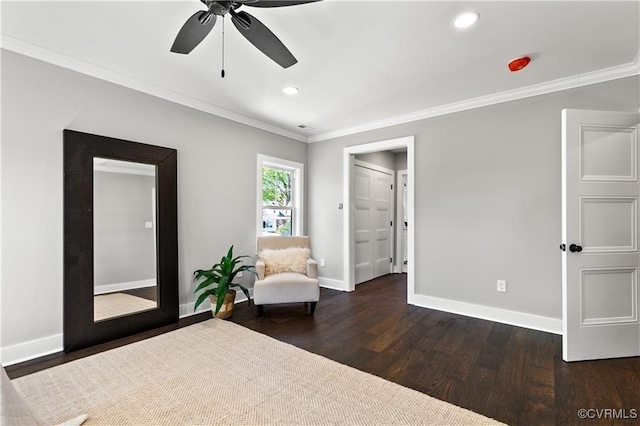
[2, 1, 639, 142]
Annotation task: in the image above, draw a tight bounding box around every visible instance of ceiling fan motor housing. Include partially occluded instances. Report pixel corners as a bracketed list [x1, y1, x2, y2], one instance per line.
[203, 1, 234, 16]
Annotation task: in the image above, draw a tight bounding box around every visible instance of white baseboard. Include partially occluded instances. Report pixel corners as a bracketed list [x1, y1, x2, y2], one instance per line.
[409, 294, 562, 335]
[2, 334, 63, 367]
[3, 290, 255, 366]
[318, 277, 348, 292]
[94, 279, 156, 295]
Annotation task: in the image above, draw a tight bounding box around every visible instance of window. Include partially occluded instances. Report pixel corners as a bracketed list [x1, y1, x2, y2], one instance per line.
[257, 155, 303, 237]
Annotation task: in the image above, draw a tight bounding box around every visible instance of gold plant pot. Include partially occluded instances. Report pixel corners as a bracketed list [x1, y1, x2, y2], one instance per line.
[210, 290, 236, 319]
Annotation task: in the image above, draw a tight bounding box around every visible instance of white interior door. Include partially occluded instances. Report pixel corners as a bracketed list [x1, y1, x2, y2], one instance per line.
[562, 108, 640, 362]
[372, 169, 392, 278]
[354, 163, 393, 284]
[354, 166, 373, 284]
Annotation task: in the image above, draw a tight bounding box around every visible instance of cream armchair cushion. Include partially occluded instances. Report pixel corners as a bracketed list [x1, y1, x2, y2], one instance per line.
[254, 236, 319, 316]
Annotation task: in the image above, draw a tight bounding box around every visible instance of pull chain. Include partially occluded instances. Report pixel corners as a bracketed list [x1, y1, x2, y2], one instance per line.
[221, 16, 225, 78]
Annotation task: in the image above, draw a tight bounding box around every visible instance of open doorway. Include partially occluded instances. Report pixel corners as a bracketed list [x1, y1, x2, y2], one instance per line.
[343, 136, 415, 300]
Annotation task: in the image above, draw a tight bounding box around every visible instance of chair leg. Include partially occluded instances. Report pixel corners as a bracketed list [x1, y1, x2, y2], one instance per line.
[257, 305, 265, 318]
[309, 302, 317, 315]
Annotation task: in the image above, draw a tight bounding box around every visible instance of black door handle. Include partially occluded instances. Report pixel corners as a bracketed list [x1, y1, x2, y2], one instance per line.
[569, 244, 583, 253]
[559, 244, 566, 251]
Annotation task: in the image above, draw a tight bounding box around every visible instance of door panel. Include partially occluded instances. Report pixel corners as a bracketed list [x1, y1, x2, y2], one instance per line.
[580, 197, 636, 252]
[562, 108, 640, 362]
[354, 164, 392, 284]
[354, 166, 373, 284]
[373, 171, 392, 277]
[580, 125, 636, 181]
[580, 268, 637, 324]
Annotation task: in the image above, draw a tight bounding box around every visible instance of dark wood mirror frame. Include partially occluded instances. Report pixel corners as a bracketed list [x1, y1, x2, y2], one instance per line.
[64, 129, 178, 353]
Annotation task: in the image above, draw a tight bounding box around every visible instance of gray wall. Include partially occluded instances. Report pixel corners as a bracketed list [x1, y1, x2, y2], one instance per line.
[94, 171, 156, 287]
[395, 152, 407, 171]
[354, 151, 407, 171]
[354, 151, 395, 170]
[1, 50, 307, 357]
[308, 76, 640, 320]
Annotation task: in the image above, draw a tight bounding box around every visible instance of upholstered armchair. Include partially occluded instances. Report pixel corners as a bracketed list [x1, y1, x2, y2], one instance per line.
[253, 236, 319, 317]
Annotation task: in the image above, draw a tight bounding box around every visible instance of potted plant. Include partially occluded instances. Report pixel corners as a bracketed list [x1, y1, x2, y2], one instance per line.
[194, 245, 255, 319]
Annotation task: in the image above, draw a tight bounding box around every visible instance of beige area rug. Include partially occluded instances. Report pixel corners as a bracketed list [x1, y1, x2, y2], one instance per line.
[13, 320, 503, 425]
[93, 292, 157, 321]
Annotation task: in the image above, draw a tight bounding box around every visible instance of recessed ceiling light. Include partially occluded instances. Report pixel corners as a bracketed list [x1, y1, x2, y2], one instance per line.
[453, 11, 480, 29]
[282, 86, 299, 95]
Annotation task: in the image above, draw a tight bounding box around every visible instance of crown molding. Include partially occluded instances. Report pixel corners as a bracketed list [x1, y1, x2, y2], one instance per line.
[0, 35, 308, 143]
[3, 34, 639, 146]
[308, 56, 640, 143]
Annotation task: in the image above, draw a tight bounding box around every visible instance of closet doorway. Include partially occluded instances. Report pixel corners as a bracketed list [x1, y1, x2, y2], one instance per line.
[343, 136, 415, 299]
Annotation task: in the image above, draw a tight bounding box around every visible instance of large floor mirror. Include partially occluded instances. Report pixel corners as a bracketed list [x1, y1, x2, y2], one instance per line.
[64, 130, 178, 353]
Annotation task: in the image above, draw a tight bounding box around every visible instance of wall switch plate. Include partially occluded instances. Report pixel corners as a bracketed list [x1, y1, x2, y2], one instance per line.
[145, 222, 152, 228]
[497, 280, 507, 293]
[320, 258, 326, 267]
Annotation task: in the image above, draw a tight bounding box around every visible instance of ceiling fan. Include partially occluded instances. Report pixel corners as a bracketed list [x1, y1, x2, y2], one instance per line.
[171, 0, 321, 70]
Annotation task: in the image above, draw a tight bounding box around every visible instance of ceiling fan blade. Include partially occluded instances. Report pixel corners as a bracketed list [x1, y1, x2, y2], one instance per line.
[230, 11, 297, 68]
[240, 0, 321, 8]
[170, 11, 216, 54]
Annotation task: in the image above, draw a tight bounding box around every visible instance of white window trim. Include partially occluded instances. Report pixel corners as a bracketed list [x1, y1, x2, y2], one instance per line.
[257, 154, 304, 238]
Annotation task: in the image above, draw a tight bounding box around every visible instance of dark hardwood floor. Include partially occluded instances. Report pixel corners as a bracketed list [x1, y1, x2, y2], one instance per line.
[7, 274, 640, 425]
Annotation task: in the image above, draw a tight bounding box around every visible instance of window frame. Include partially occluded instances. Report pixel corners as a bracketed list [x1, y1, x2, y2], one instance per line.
[257, 154, 304, 237]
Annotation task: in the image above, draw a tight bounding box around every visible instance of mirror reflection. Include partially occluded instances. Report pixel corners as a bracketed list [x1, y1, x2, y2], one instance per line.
[93, 158, 158, 321]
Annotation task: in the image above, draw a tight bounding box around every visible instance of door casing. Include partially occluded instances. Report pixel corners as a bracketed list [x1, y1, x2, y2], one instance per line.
[343, 136, 415, 297]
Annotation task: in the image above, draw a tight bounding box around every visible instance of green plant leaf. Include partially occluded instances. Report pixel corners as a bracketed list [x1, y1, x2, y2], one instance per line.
[194, 289, 214, 311]
[193, 269, 219, 281]
[229, 264, 256, 282]
[194, 276, 217, 293]
[214, 291, 226, 315]
[230, 283, 252, 307]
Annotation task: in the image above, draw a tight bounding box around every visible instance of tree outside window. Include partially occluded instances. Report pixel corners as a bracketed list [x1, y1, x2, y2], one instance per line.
[262, 167, 293, 236]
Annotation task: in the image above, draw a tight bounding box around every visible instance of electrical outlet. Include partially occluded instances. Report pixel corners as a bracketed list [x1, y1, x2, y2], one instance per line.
[497, 280, 507, 293]
[237, 272, 243, 278]
[320, 258, 326, 267]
